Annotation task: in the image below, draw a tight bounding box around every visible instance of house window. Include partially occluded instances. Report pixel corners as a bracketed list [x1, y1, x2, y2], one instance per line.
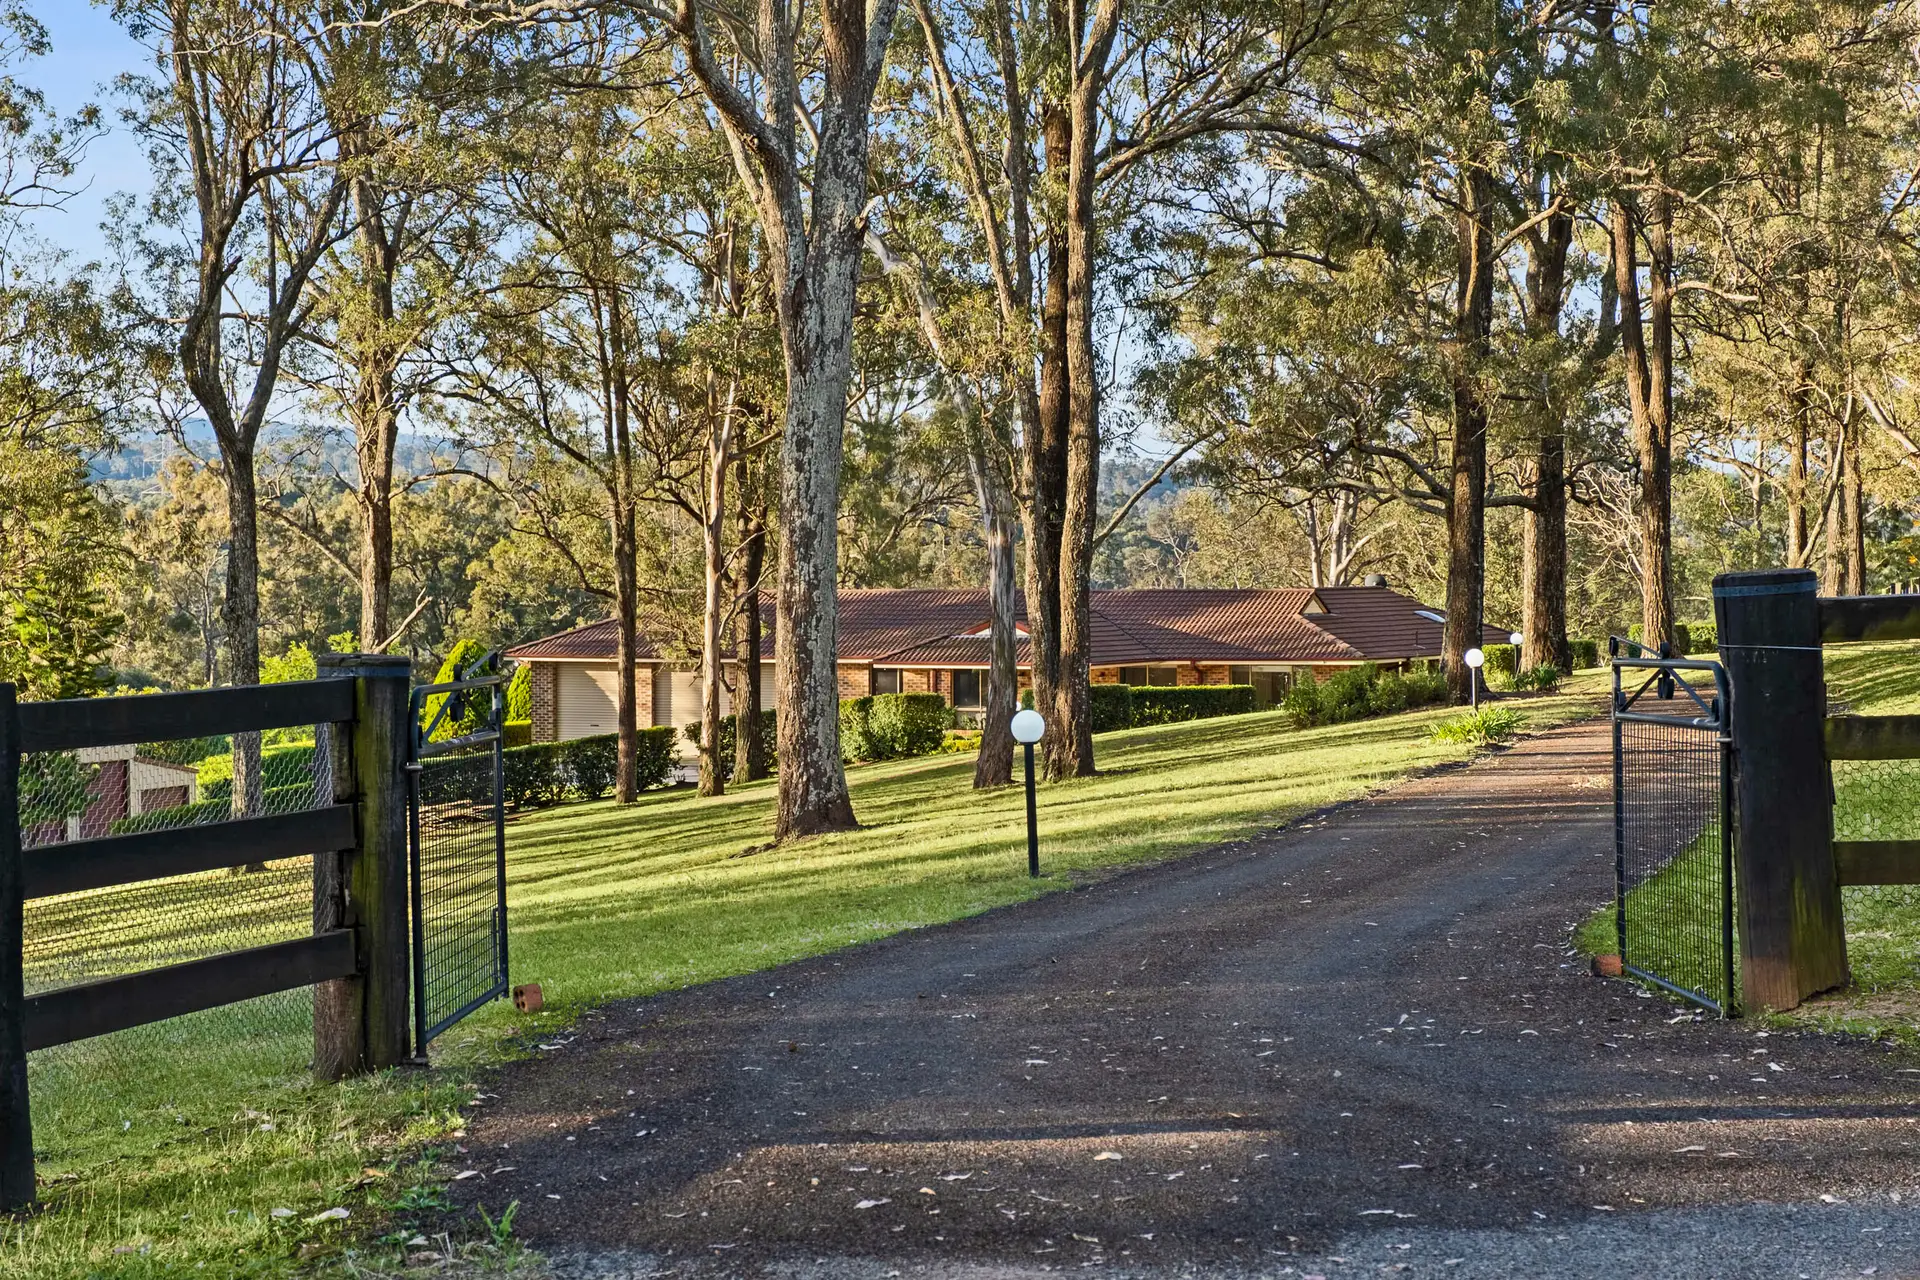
[951, 669, 983, 708]
[1118, 666, 1177, 687]
[1228, 665, 1252, 685]
[871, 667, 901, 695]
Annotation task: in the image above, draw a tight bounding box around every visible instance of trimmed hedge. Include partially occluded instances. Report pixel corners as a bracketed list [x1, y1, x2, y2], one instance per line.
[683, 711, 778, 783]
[841, 693, 950, 762]
[1570, 639, 1601, 670]
[1687, 620, 1717, 653]
[868, 693, 949, 758]
[1089, 683, 1134, 733]
[1627, 622, 1693, 655]
[499, 728, 678, 810]
[504, 719, 533, 748]
[1129, 684, 1256, 726]
[196, 742, 316, 800]
[1481, 643, 1518, 679]
[110, 782, 323, 835]
[1283, 664, 1447, 729]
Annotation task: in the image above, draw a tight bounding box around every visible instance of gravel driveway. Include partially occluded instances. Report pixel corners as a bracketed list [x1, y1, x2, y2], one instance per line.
[448, 719, 1920, 1278]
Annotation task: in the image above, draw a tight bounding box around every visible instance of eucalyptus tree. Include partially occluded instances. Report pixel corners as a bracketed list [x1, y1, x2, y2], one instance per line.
[116, 0, 362, 814]
[907, 0, 1353, 771]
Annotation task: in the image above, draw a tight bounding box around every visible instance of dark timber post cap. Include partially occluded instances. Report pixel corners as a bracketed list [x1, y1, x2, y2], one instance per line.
[1712, 566, 1847, 1010]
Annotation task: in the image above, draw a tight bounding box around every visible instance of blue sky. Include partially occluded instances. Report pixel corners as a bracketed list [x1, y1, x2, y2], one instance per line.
[19, 3, 149, 264]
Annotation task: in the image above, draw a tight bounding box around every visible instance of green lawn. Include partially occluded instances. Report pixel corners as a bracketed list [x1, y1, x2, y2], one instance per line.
[3, 680, 1608, 1278]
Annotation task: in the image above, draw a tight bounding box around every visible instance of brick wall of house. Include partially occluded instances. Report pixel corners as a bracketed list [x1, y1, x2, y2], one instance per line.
[1176, 664, 1202, 686]
[837, 664, 868, 699]
[902, 669, 933, 694]
[1196, 664, 1235, 685]
[531, 663, 559, 740]
[1090, 667, 1120, 684]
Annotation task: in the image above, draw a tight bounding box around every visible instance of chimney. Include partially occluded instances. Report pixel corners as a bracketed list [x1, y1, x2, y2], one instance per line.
[1362, 573, 1388, 588]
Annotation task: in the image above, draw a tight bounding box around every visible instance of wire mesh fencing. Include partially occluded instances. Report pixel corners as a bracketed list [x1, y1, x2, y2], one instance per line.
[414, 751, 507, 1046]
[1830, 756, 1920, 996]
[20, 723, 331, 1134]
[1612, 654, 1736, 1015]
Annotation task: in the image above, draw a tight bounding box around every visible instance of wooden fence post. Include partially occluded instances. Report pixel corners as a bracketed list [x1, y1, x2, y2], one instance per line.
[0, 685, 34, 1210]
[314, 655, 413, 1076]
[1712, 568, 1849, 1009]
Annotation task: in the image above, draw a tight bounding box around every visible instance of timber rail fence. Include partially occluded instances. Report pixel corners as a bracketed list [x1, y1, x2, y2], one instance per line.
[0, 655, 414, 1211]
[1714, 569, 1920, 1011]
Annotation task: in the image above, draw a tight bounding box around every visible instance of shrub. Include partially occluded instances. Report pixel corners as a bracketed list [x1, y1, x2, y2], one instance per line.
[110, 782, 322, 835]
[1128, 684, 1257, 727]
[1570, 639, 1600, 670]
[196, 742, 318, 801]
[1284, 665, 1445, 729]
[840, 696, 877, 762]
[565, 734, 620, 799]
[1481, 643, 1518, 680]
[940, 729, 981, 754]
[1316, 666, 1377, 724]
[1089, 682, 1134, 733]
[1625, 623, 1691, 655]
[683, 711, 778, 782]
[502, 742, 567, 810]
[868, 692, 950, 758]
[1687, 621, 1717, 653]
[1429, 705, 1523, 745]
[1281, 673, 1322, 728]
[505, 664, 532, 722]
[1512, 663, 1562, 692]
[504, 719, 533, 748]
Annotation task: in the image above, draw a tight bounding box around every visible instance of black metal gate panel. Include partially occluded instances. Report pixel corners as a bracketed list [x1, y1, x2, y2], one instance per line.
[408, 671, 509, 1052]
[1611, 645, 1737, 1015]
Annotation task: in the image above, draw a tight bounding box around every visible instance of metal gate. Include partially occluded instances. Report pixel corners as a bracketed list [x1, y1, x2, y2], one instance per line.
[1610, 642, 1737, 1015]
[408, 665, 509, 1053]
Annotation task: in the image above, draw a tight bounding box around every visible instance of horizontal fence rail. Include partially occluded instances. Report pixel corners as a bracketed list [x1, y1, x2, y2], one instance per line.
[22, 805, 356, 900]
[16, 679, 356, 754]
[23, 931, 356, 1052]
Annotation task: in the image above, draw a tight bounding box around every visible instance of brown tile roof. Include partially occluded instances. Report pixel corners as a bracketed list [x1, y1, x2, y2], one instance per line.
[506, 586, 1515, 668]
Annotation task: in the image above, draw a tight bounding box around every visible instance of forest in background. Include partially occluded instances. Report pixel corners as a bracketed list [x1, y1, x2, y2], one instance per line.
[6, 0, 1920, 834]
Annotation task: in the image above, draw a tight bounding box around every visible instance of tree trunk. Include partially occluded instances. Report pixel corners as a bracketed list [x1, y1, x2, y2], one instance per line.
[1786, 355, 1814, 571]
[1845, 418, 1866, 594]
[698, 410, 734, 798]
[972, 446, 1018, 788]
[348, 167, 400, 651]
[1021, 97, 1071, 778]
[735, 454, 768, 783]
[1441, 168, 1496, 703]
[1053, 68, 1102, 780]
[1522, 205, 1574, 673]
[1612, 192, 1675, 651]
[223, 453, 265, 818]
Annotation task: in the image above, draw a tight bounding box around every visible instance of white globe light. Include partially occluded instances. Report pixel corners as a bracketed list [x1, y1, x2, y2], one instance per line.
[1464, 647, 1485, 669]
[1010, 708, 1046, 744]
[1510, 631, 1524, 646]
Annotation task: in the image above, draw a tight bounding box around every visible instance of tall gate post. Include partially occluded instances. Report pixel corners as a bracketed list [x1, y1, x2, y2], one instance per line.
[314, 655, 413, 1076]
[1712, 568, 1849, 1009]
[0, 684, 34, 1209]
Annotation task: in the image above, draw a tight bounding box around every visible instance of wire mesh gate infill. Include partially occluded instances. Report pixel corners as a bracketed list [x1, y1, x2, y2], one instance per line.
[409, 675, 509, 1053]
[1611, 649, 1737, 1016]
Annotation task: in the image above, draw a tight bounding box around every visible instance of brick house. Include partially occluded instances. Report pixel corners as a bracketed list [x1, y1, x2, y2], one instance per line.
[504, 581, 1513, 746]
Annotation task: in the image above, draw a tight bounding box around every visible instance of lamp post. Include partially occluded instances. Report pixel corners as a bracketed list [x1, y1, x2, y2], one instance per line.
[1509, 630, 1524, 678]
[1464, 647, 1485, 710]
[1011, 708, 1045, 877]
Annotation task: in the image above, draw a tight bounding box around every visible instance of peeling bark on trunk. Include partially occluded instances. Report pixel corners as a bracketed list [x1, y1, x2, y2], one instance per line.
[1442, 169, 1496, 704]
[1786, 355, 1816, 571]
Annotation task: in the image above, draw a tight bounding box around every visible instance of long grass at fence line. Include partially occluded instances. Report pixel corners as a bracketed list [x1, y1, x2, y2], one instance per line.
[1574, 830, 1736, 1009]
[4, 678, 1612, 1277]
